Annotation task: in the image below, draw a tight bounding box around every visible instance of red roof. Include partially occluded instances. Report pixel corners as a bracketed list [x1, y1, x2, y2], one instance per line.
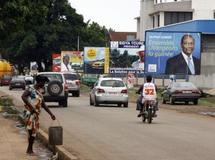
[109, 32, 137, 41]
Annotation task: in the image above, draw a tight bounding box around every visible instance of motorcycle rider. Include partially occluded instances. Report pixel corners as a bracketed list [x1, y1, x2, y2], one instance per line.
[136, 75, 158, 117]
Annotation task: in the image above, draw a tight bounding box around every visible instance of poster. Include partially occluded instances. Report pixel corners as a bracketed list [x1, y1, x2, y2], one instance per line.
[109, 41, 144, 74]
[145, 31, 201, 75]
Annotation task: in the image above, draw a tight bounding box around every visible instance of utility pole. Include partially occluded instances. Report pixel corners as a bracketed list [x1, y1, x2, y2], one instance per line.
[77, 35, 80, 51]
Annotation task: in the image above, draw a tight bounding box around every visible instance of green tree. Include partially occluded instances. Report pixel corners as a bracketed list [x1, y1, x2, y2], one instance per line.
[0, 0, 108, 71]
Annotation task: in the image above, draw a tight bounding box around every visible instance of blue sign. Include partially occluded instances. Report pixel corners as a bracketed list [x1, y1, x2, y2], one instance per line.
[145, 31, 201, 75]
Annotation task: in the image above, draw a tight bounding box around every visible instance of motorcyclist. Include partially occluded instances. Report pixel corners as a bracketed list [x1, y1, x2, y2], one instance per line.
[136, 75, 158, 117]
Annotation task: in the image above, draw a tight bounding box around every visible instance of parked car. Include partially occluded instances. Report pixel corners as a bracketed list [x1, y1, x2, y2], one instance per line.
[89, 77, 128, 107]
[0, 75, 12, 86]
[91, 61, 104, 69]
[37, 72, 68, 107]
[161, 81, 201, 105]
[9, 76, 26, 90]
[63, 72, 80, 97]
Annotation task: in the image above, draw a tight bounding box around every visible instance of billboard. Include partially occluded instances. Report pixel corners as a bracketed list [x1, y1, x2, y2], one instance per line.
[110, 41, 144, 74]
[52, 54, 61, 72]
[61, 51, 83, 73]
[145, 31, 201, 75]
[84, 47, 109, 74]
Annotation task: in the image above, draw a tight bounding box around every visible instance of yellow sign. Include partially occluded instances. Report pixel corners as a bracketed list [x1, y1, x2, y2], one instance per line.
[104, 48, 110, 73]
[87, 49, 97, 60]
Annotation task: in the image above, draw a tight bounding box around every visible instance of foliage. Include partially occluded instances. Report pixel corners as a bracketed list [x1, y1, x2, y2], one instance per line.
[0, 0, 109, 72]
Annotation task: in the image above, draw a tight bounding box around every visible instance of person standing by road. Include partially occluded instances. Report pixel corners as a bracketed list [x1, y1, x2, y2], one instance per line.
[21, 75, 56, 155]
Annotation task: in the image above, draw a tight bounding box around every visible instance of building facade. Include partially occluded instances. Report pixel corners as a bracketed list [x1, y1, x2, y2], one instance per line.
[137, 0, 215, 41]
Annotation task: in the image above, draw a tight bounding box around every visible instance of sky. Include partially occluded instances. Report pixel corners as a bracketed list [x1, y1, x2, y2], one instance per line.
[68, 0, 140, 32]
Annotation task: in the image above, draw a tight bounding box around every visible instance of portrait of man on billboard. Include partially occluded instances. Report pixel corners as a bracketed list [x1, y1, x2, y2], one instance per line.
[165, 34, 201, 75]
[131, 50, 145, 70]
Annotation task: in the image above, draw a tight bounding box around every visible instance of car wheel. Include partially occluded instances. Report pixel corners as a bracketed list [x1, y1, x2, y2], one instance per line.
[169, 96, 174, 105]
[9, 87, 12, 90]
[193, 99, 198, 105]
[185, 101, 189, 105]
[73, 91, 80, 97]
[94, 96, 99, 107]
[117, 103, 121, 107]
[162, 96, 166, 104]
[124, 102, 128, 108]
[59, 99, 68, 107]
[90, 96, 93, 106]
[47, 81, 63, 96]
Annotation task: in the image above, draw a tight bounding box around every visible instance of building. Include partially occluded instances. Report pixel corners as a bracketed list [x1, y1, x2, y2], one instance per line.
[137, 0, 215, 41]
[109, 32, 137, 41]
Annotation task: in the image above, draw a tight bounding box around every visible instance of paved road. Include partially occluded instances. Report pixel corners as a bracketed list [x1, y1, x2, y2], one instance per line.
[1, 86, 215, 160]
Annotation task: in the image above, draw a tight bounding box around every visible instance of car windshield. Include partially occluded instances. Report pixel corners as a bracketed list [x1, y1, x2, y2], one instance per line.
[64, 74, 78, 80]
[100, 80, 125, 87]
[42, 74, 63, 83]
[173, 82, 197, 89]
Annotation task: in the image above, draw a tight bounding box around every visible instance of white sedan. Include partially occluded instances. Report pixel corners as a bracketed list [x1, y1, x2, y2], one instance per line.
[89, 77, 128, 107]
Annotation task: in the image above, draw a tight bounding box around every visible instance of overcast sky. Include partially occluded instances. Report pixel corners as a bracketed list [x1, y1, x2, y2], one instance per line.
[68, 0, 140, 32]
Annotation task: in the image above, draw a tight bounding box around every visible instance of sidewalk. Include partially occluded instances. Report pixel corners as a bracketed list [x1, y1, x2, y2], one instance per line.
[0, 114, 52, 160]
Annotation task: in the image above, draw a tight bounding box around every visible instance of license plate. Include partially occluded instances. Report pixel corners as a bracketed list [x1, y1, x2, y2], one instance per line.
[183, 91, 191, 93]
[108, 92, 117, 94]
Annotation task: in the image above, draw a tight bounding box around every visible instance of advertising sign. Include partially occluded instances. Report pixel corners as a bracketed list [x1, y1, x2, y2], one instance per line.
[84, 47, 109, 74]
[110, 41, 144, 74]
[145, 31, 201, 75]
[61, 51, 83, 73]
[52, 54, 61, 72]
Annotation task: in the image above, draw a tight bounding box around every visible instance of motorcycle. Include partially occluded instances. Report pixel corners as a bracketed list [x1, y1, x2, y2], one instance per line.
[141, 100, 157, 124]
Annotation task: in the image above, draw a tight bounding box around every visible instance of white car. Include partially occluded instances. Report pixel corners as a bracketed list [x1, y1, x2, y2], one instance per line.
[63, 72, 80, 97]
[89, 77, 128, 107]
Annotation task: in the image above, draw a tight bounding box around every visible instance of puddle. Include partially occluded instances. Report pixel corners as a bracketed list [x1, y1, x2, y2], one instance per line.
[16, 121, 54, 160]
[199, 112, 215, 117]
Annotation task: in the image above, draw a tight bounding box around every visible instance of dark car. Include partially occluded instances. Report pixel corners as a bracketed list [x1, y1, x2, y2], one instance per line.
[9, 76, 26, 90]
[161, 81, 201, 105]
[0, 75, 12, 86]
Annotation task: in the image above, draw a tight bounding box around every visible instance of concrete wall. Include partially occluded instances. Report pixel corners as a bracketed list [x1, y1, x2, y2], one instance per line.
[140, 0, 154, 41]
[192, 0, 214, 19]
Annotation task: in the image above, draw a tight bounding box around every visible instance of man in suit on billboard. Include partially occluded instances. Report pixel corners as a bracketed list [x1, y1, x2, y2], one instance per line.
[165, 34, 201, 75]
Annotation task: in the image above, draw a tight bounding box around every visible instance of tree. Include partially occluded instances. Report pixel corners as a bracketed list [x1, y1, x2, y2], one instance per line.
[0, 0, 108, 71]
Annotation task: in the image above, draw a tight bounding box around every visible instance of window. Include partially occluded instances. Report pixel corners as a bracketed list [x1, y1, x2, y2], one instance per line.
[157, 15, 160, 27]
[164, 12, 192, 25]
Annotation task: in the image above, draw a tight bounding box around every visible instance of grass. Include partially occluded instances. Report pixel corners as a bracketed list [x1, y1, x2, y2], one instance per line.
[0, 96, 18, 114]
[199, 97, 215, 107]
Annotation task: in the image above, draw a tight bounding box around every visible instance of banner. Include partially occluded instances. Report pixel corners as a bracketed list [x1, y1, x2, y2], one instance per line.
[52, 54, 61, 72]
[61, 51, 83, 73]
[84, 47, 109, 74]
[145, 31, 201, 75]
[110, 41, 144, 74]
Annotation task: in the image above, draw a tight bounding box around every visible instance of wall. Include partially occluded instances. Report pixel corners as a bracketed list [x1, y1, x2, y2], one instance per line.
[140, 0, 154, 41]
[192, 0, 214, 19]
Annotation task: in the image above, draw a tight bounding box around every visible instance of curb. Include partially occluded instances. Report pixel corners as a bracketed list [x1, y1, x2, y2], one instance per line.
[38, 129, 78, 160]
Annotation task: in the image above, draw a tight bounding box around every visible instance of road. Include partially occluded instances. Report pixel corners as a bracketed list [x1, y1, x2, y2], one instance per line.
[1, 86, 215, 160]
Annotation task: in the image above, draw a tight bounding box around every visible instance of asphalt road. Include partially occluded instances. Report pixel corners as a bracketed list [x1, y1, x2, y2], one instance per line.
[1, 86, 215, 160]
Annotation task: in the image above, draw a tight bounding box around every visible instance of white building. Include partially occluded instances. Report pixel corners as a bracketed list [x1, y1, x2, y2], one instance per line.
[137, 0, 215, 41]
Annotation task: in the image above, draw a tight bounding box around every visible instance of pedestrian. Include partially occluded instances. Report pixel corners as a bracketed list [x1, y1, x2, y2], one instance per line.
[21, 75, 56, 155]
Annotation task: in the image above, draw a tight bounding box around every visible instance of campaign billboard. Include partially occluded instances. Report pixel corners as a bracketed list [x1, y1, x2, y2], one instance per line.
[52, 53, 61, 72]
[145, 31, 201, 75]
[84, 47, 109, 74]
[110, 41, 144, 74]
[61, 51, 83, 73]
